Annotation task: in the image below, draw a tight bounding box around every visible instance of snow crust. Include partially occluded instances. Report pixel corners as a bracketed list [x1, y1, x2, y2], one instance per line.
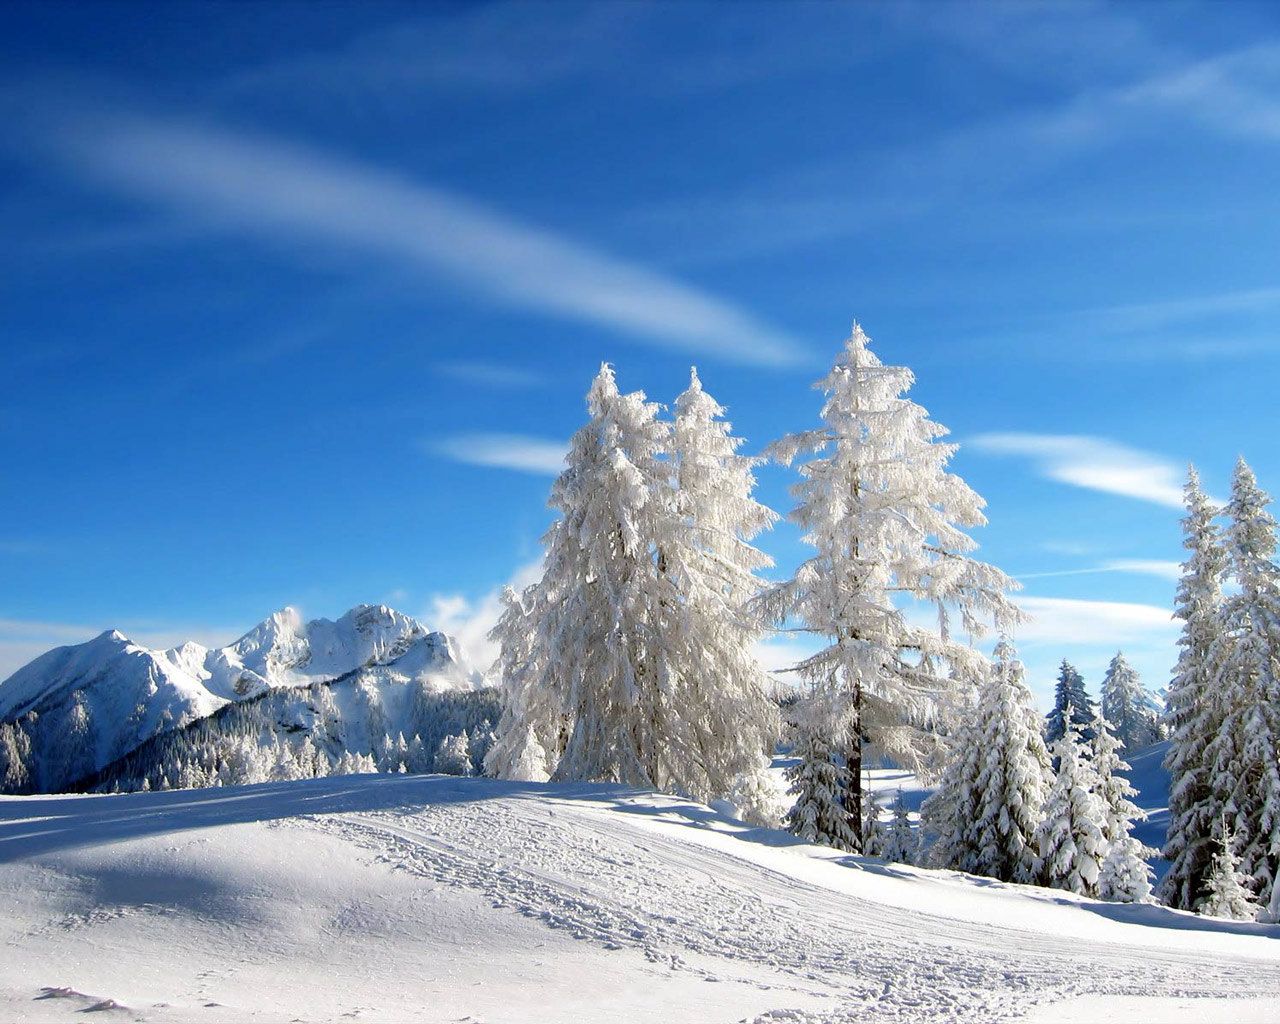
[2, 771, 1276, 1023]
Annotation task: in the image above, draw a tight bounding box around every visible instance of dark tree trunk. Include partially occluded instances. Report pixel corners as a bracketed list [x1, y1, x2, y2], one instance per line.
[845, 700, 863, 854]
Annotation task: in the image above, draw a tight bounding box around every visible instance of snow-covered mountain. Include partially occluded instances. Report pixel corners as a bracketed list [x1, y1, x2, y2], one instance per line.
[0, 605, 484, 793]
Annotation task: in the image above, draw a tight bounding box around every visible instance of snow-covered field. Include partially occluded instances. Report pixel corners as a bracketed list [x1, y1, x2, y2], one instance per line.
[3, 772, 1277, 1023]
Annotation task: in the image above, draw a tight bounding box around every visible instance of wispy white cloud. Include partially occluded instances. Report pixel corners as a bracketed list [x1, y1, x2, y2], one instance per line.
[1015, 595, 1176, 648]
[1114, 42, 1280, 143]
[1078, 285, 1280, 335]
[1011, 595, 1178, 695]
[968, 433, 1194, 509]
[429, 433, 566, 475]
[424, 558, 544, 673]
[30, 110, 803, 367]
[1017, 558, 1182, 583]
[435, 361, 546, 390]
[629, 38, 1280, 267]
[1104, 558, 1181, 581]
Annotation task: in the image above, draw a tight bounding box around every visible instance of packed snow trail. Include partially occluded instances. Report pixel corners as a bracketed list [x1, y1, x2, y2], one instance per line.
[303, 781, 1277, 1022]
[2, 774, 1278, 1023]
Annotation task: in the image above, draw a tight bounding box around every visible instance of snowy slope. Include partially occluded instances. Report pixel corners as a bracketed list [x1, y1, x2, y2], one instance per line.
[0, 605, 484, 792]
[1, 775, 1276, 1024]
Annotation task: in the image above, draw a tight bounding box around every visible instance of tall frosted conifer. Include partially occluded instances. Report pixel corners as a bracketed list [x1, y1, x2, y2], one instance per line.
[924, 639, 1050, 882]
[1100, 652, 1160, 751]
[759, 325, 1020, 850]
[1035, 725, 1107, 897]
[1206, 459, 1280, 907]
[1160, 468, 1227, 909]
[662, 368, 780, 810]
[1045, 661, 1095, 746]
[489, 364, 781, 811]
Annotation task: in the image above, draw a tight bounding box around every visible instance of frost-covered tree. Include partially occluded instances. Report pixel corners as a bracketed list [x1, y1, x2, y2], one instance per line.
[1205, 459, 1280, 908]
[1045, 661, 1095, 746]
[884, 791, 916, 865]
[862, 793, 887, 856]
[758, 325, 1020, 850]
[485, 585, 559, 781]
[1100, 652, 1160, 752]
[920, 699, 983, 872]
[435, 733, 473, 776]
[968, 640, 1053, 883]
[0, 721, 31, 794]
[1091, 716, 1154, 903]
[925, 640, 1050, 882]
[490, 364, 781, 805]
[550, 366, 674, 786]
[659, 368, 781, 807]
[487, 366, 676, 788]
[1035, 726, 1107, 897]
[1199, 820, 1259, 921]
[726, 762, 784, 828]
[785, 720, 860, 852]
[1161, 467, 1228, 910]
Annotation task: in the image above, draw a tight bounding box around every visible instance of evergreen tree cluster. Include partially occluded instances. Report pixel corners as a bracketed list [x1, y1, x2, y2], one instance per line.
[1046, 655, 1164, 755]
[81, 677, 501, 794]
[0, 693, 110, 795]
[489, 324, 1026, 839]
[1161, 460, 1280, 921]
[922, 640, 1152, 902]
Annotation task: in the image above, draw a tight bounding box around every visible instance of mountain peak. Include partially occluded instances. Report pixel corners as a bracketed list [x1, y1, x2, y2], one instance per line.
[92, 628, 131, 646]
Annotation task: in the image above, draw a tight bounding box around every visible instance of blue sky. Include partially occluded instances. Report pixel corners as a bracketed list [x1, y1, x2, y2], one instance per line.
[2, 1, 1278, 705]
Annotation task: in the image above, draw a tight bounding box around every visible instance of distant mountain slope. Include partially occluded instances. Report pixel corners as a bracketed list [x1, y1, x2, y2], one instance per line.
[0, 605, 484, 793]
[85, 667, 502, 794]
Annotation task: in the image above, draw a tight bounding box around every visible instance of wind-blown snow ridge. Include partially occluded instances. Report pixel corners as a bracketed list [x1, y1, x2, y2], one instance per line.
[0, 604, 483, 791]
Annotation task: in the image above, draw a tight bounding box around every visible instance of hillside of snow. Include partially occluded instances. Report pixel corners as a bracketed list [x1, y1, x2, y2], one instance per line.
[2, 772, 1276, 1024]
[0, 604, 484, 792]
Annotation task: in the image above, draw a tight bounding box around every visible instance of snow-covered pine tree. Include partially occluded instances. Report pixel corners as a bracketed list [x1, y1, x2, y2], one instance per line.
[435, 733, 473, 776]
[920, 688, 983, 872]
[785, 717, 861, 852]
[758, 324, 1021, 851]
[488, 365, 677, 788]
[1045, 661, 1095, 746]
[967, 639, 1053, 883]
[1160, 467, 1228, 910]
[862, 792, 887, 856]
[1035, 723, 1108, 897]
[660, 368, 781, 808]
[726, 766, 784, 828]
[0, 721, 31, 794]
[1099, 652, 1159, 752]
[1091, 715, 1154, 903]
[1205, 458, 1280, 908]
[884, 791, 916, 865]
[1199, 819, 1259, 921]
[484, 585, 558, 781]
[1265, 875, 1280, 925]
[548, 366, 676, 786]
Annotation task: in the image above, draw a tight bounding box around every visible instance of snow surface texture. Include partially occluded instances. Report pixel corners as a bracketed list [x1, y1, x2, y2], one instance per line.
[0, 604, 483, 791]
[2, 772, 1277, 1023]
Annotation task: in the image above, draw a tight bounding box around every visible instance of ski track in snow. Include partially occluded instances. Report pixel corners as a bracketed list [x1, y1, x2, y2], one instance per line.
[300, 794, 1272, 1024]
